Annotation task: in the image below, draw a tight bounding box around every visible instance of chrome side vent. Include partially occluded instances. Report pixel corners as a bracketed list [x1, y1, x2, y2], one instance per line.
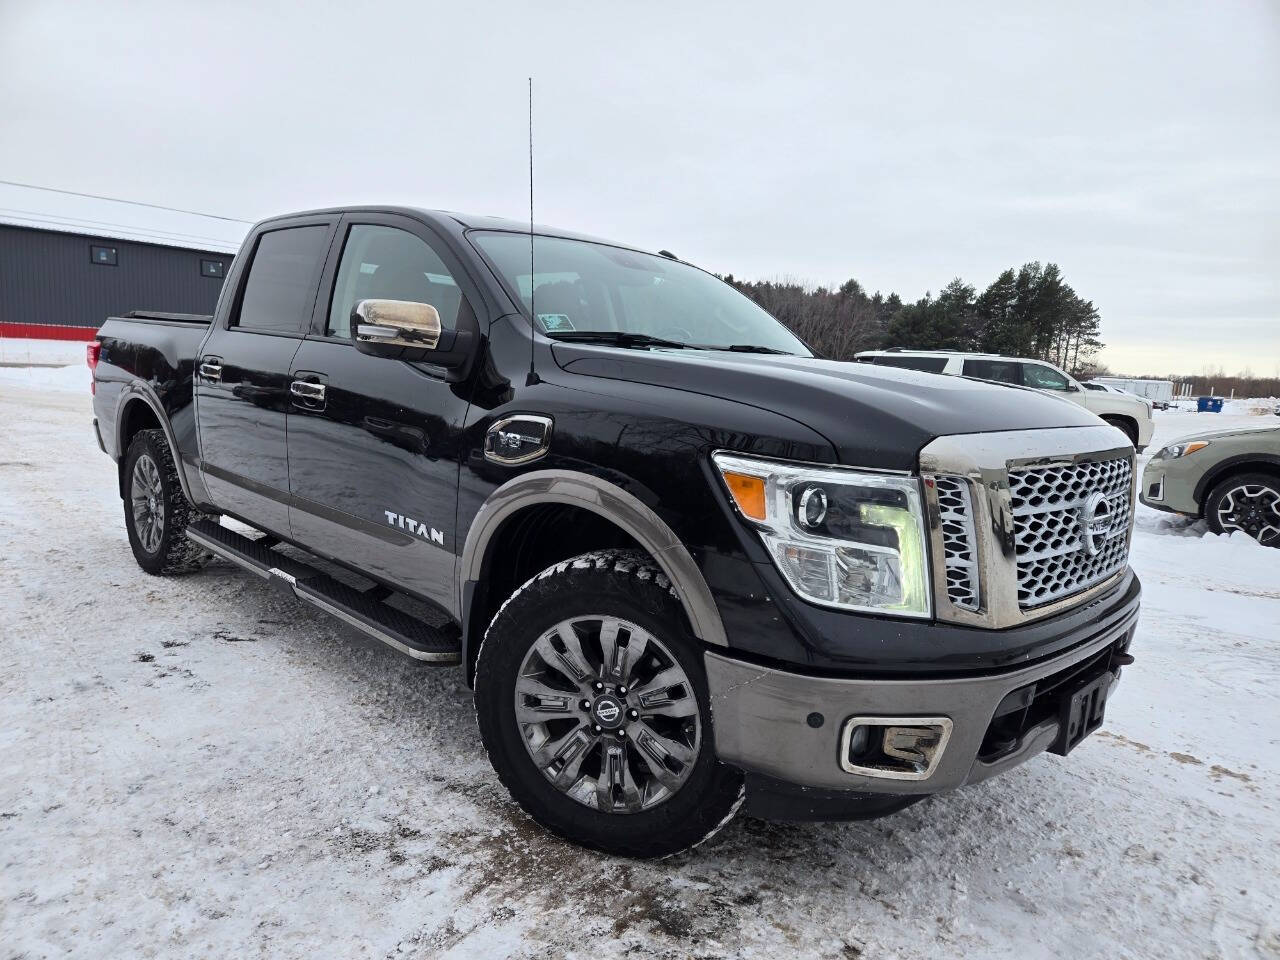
[934, 475, 980, 611]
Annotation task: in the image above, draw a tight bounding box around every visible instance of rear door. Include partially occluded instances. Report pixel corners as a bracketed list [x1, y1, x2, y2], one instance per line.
[284, 213, 481, 611]
[961, 357, 1023, 386]
[195, 217, 337, 536]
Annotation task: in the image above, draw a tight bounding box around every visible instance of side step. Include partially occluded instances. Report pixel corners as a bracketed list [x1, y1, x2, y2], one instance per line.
[186, 519, 461, 663]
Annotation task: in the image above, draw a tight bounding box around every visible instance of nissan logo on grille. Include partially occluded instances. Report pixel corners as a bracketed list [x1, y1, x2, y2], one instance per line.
[1078, 491, 1114, 557]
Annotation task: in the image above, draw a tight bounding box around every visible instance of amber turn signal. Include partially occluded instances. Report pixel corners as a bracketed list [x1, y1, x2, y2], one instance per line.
[722, 471, 767, 521]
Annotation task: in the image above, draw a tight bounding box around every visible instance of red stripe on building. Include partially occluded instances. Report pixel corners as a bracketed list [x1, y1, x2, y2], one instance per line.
[0, 323, 100, 341]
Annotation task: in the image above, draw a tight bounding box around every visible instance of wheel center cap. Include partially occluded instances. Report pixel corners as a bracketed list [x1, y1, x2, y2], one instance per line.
[591, 694, 625, 729]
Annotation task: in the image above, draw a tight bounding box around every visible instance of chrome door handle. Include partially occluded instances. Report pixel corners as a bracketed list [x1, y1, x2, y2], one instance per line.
[199, 361, 222, 382]
[290, 380, 326, 401]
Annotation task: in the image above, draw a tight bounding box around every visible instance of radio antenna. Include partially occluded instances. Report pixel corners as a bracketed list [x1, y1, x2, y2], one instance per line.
[525, 76, 540, 386]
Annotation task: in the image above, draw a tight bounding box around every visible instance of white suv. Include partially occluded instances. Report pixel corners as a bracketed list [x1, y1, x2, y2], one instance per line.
[854, 350, 1154, 451]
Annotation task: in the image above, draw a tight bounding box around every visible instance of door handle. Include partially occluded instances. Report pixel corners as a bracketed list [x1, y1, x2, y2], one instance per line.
[199, 360, 222, 382]
[290, 380, 326, 401]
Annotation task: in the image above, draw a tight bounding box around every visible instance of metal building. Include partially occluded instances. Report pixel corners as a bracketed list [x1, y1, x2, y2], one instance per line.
[0, 183, 245, 341]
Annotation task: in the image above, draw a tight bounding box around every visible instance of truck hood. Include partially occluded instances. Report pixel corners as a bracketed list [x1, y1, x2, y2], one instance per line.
[553, 345, 1101, 470]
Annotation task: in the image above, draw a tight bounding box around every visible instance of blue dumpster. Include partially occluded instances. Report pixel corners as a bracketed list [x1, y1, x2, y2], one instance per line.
[1196, 396, 1224, 413]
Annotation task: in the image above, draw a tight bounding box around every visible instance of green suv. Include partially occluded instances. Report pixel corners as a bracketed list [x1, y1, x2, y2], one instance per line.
[1141, 424, 1280, 546]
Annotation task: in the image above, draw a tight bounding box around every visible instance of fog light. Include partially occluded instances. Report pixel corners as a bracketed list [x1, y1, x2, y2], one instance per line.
[839, 716, 954, 781]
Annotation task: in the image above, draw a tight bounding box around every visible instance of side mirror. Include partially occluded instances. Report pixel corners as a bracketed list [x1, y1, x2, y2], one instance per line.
[352, 299, 474, 367]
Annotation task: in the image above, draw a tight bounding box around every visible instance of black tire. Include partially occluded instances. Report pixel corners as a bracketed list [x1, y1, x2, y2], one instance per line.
[1102, 416, 1139, 447]
[474, 550, 745, 858]
[122, 429, 213, 575]
[1204, 472, 1280, 548]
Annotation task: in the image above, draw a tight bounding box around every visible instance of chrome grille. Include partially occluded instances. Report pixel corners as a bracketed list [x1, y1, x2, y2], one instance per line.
[934, 476, 979, 611]
[1008, 457, 1132, 608]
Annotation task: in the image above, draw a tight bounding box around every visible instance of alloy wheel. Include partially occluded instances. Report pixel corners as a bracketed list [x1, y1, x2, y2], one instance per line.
[130, 453, 165, 553]
[513, 615, 701, 814]
[1216, 483, 1280, 545]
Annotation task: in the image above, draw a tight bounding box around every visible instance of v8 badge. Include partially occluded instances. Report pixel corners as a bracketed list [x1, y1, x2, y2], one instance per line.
[484, 414, 553, 465]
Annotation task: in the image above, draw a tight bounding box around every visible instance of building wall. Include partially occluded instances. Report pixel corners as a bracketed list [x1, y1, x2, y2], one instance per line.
[0, 225, 232, 332]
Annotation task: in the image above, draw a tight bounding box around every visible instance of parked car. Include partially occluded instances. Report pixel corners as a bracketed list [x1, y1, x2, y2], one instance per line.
[1083, 381, 1170, 410]
[88, 206, 1142, 857]
[855, 350, 1154, 450]
[1140, 425, 1280, 546]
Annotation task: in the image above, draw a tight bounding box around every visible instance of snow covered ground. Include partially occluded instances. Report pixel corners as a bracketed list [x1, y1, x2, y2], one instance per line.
[2, 378, 1277, 959]
[0, 336, 89, 367]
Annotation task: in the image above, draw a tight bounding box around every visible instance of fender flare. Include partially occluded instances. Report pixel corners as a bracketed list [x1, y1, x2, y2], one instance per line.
[458, 469, 729, 664]
[113, 381, 199, 505]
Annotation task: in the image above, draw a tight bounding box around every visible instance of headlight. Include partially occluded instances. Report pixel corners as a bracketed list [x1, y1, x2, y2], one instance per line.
[712, 452, 931, 618]
[1154, 440, 1210, 459]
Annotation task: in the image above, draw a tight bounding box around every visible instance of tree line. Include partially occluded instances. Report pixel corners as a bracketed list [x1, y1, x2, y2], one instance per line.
[724, 261, 1103, 373]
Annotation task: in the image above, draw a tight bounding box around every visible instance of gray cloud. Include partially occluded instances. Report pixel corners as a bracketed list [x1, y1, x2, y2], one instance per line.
[1, 0, 1275, 375]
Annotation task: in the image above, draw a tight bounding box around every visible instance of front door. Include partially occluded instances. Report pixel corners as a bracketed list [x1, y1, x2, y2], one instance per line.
[196, 219, 335, 536]
[285, 214, 480, 612]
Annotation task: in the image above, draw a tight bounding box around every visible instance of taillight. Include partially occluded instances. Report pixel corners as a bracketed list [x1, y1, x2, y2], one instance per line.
[86, 340, 101, 395]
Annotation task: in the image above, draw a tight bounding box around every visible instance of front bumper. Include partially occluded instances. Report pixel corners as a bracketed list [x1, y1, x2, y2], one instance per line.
[1139, 458, 1201, 515]
[706, 598, 1139, 796]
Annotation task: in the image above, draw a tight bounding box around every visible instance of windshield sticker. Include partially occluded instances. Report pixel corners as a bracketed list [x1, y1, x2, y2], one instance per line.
[538, 313, 575, 333]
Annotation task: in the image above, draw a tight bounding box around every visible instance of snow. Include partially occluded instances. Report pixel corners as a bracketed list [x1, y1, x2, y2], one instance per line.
[0, 337, 90, 367]
[0, 361, 91, 392]
[2, 380, 1278, 958]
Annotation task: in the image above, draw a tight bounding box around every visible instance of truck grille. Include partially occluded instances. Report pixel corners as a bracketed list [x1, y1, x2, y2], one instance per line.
[1008, 457, 1132, 608]
[934, 476, 979, 611]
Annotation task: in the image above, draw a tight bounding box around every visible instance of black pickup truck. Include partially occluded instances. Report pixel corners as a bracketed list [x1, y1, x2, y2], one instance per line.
[90, 206, 1141, 857]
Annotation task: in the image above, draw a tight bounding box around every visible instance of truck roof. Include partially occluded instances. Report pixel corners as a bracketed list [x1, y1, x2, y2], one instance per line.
[254, 205, 646, 255]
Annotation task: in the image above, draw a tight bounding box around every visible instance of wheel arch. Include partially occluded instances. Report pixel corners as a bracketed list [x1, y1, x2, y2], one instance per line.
[113, 385, 199, 504]
[1194, 455, 1280, 514]
[458, 469, 729, 686]
[1100, 413, 1138, 443]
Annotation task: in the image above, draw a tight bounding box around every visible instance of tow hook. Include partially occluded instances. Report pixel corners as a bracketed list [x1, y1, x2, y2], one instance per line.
[1110, 651, 1136, 669]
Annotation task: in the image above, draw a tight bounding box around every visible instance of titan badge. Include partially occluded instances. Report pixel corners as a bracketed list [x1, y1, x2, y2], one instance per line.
[383, 511, 445, 546]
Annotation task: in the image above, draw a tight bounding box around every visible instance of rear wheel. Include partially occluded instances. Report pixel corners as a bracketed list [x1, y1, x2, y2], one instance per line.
[122, 429, 213, 575]
[474, 550, 744, 857]
[1205, 473, 1280, 547]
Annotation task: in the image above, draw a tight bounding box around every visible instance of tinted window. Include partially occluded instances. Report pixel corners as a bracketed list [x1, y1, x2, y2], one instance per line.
[963, 359, 1022, 385]
[868, 354, 948, 373]
[1021, 363, 1071, 391]
[327, 225, 465, 339]
[235, 226, 328, 333]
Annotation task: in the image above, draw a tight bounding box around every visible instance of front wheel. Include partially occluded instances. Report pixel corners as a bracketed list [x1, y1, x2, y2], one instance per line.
[1205, 473, 1280, 547]
[1102, 416, 1139, 447]
[474, 551, 744, 858]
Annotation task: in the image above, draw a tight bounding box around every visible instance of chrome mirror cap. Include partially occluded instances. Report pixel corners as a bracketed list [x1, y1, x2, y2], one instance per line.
[353, 299, 442, 349]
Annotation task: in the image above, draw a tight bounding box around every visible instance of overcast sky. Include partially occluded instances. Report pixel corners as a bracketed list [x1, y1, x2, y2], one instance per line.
[2, 0, 1276, 375]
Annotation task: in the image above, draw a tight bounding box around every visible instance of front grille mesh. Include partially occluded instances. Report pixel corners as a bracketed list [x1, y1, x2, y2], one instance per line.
[1008, 457, 1132, 608]
[934, 476, 979, 611]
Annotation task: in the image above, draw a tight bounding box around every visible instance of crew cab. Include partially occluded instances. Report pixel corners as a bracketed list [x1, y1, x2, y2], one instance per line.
[855, 349, 1155, 450]
[90, 206, 1142, 857]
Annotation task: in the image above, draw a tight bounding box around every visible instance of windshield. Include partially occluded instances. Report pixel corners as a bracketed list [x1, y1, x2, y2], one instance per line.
[471, 231, 811, 355]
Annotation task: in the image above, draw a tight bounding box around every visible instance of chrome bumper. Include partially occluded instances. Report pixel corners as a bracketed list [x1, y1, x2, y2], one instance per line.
[705, 604, 1139, 795]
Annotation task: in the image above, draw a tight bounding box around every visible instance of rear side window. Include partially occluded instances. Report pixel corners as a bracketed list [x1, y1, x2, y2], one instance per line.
[235, 226, 329, 333]
[327, 225, 465, 339]
[868, 354, 948, 373]
[1021, 363, 1071, 391]
[963, 358, 1022, 385]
